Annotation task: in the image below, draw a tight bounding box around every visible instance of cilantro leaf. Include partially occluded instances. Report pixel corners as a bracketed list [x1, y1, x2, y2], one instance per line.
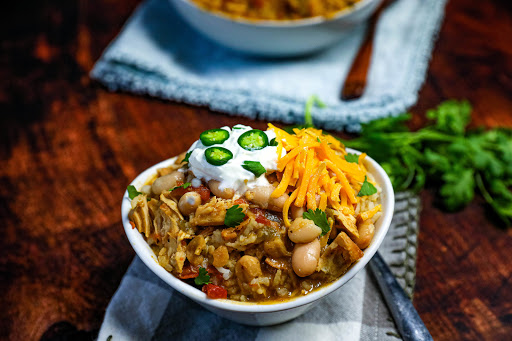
[182, 151, 192, 163]
[194, 267, 211, 285]
[440, 168, 475, 210]
[127, 185, 142, 200]
[224, 205, 245, 227]
[242, 161, 266, 177]
[358, 176, 378, 197]
[169, 182, 192, 192]
[303, 208, 330, 236]
[344, 153, 359, 164]
[284, 95, 326, 133]
[269, 138, 278, 146]
[426, 100, 471, 135]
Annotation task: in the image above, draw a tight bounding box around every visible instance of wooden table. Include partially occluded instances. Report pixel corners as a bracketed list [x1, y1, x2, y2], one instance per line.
[1, 0, 511, 340]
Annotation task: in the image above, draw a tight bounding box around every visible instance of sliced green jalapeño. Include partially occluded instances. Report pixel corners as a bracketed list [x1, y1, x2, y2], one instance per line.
[200, 129, 230, 146]
[237, 129, 268, 151]
[204, 147, 233, 166]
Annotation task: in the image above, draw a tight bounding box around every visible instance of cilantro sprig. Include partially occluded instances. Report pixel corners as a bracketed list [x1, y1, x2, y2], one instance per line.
[344, 153, 359, 164]
[127, 185, 142, 200]
[242, 161, 266, 177]
[182, 151, 192, 163]
[224, 205, 245, 227]
[284, 95, 326, 133]
[194, 267, 211, 285]
[339, 100, 512, 226]
[303, 208, 330, 236]
[169, 182, 192, 192]
[358, 176, 378, 197]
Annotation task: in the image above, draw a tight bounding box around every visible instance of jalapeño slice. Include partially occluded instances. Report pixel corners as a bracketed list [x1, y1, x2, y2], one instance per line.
[237, 129, 269, 151]
[200, 129, 230, 146]
[204, 147, 233, 166]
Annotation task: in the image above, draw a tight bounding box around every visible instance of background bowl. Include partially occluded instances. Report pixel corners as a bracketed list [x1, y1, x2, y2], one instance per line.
[122, 148, 394, 326]
[170, 0, 381, 57]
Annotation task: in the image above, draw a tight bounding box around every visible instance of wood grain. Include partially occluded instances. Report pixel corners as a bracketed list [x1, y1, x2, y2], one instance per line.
[1, 0, 511, 340]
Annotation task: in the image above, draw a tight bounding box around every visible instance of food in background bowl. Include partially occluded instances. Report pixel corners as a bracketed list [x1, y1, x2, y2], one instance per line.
[190, 0, 363, 21]
[170, 0, 381, 57]
[127, 124, 382, 302]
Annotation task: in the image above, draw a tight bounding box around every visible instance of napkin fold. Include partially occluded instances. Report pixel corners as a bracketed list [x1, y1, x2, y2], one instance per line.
[91, 0, 447, 132]
[98, 192, 421, 341]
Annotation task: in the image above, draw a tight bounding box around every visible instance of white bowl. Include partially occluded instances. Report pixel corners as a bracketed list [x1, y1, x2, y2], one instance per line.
[122, 148, 394, 326]
[170, 0, 382, 57]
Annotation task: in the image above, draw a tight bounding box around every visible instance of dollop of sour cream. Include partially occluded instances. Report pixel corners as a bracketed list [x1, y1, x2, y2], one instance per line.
[187, 125, 284, 194]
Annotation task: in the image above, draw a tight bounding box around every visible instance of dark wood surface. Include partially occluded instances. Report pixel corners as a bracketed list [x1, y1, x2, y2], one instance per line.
[1, 0, 511, 340]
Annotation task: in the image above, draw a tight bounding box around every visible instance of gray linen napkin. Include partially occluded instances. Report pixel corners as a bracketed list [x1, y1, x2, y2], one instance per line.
[91, 0, 447, 132]
[98, 192, 420, 341]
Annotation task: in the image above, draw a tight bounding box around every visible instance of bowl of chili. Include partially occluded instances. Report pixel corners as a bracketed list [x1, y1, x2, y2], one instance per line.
[122, 148, 394, 326]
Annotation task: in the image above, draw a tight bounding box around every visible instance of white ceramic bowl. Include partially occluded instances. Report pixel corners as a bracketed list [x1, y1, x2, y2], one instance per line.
[122, 148, 394, 326]
[170, 0, 381, 57]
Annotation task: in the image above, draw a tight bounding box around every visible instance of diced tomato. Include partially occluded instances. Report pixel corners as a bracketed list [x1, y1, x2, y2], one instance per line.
[250, 207, 272, 226]
[206, 265, 224, 284]
[202, 284, 228, 299]
[192, 185, 211, 203]
[234, 198, 249, 205]
[179, 263, 199, 279]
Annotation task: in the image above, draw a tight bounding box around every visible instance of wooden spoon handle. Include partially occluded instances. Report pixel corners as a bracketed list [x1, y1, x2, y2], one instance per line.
[340, 1, 388, 100]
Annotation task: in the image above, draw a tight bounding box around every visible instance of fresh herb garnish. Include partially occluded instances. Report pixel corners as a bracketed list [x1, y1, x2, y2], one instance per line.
[107, 336, 112, 341]
[340, 100, 512, 225]
[224, 205, 245, 227]
[345, 153, 359, 164]
[269, 137, 278, 146]
[285, 95, 326, 133]
[303, 208, 330, 236]
[169, 182, 192, 192]
[183, 151, 192, 163]
[357, 176, 378, 197]
[194, 267, 211, 285]
[242, 161, 266, 177]
[127, 185, 142, 200]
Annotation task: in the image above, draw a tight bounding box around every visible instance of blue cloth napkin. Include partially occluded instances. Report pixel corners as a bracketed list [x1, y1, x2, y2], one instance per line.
[91, 0, 446, 131]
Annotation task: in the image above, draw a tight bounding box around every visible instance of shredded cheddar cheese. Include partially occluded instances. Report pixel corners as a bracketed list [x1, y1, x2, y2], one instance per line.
[268, 124, 369, 226]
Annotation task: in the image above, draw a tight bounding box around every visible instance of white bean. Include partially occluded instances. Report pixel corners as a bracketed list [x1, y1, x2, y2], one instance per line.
[208, 180, 234, 199]
[292, 239, 320, 277]
[268, 193, 289, 211]
[178, 192, 202, 216]
[355, 220, 375, 249]
[245, 185, 288, 211]
[290, 205, 305, 219]
[235, 255, 262, 283]
[288, 218, 322, 244]
[151, 171, 185, 195]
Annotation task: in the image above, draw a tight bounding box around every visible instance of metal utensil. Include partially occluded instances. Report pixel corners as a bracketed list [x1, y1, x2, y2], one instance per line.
[369, 252, 433, 341]
[340, 0, 394, 100]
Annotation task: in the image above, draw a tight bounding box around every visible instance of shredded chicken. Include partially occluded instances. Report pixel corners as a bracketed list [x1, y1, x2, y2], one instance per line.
[317, 231, 364, 279]
[189, 198, 248, 226]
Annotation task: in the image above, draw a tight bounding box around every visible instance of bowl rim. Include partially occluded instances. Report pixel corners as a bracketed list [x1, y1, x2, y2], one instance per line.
[173, 0, 379, 28]
[122, 147, 394, 313]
